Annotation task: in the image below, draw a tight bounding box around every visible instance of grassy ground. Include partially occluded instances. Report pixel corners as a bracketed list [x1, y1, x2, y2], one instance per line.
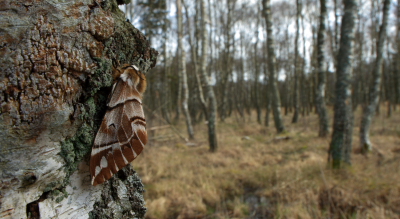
[136, 107, 400, 219]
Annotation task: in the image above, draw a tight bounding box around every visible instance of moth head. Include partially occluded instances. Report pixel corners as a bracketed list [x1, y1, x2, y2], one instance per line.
[115, 64, 147, 94]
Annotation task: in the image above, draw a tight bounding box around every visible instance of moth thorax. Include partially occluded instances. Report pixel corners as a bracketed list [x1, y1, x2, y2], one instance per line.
[120, 71, 137, 87]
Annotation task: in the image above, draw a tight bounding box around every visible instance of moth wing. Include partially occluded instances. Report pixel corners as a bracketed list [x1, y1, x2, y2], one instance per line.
[90, 78, 147, 186]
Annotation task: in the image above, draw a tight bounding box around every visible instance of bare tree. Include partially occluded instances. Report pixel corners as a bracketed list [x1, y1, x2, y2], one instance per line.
[177, 0, 194, 140]
[219, 0, 237, 122]
[395, 0, 400, 105]
[329, 0, 358, 168]
[315, 0, 330, 137]
[183, 0, 203, 107]
[253, 6, 263, 124]
[292, 0, 302, 124]
[359, 0, 391, 153]
[262, 0, 286, 133]
[200, 0, 218, 151]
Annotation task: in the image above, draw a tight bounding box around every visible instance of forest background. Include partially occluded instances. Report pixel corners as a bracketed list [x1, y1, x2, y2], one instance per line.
[120, 0, 400, 218]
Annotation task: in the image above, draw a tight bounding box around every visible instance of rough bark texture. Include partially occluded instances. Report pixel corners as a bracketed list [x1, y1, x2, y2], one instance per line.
[315, 0, 330, 137]
[0, 0, 157, 218]
[359, 0, 390, 153]
[329, 0, 357, 168]
[262, 0, 285, 133]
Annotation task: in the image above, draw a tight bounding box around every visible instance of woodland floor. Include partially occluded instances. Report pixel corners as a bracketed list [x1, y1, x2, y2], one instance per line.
[136, 106, 400, 219]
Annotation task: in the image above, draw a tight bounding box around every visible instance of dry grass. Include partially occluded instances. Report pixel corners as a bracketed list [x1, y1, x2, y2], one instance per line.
[135, 106, 400, 219]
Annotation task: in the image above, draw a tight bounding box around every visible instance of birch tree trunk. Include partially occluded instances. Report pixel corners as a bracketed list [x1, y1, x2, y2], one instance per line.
[315, 0, 330, 137]
[0, 0, 157, 218]
[200, 0, 218, 152]
[220, 0, 236, 122]
[262, 0, 285, 133]
[292, 0, 301, 124]
[177, 0, 194, 140]
[359, 0, 390, 153]
[329, 0, 357, 168]
[253, 10, 262, 124]
[183, 0, 204, 110]
[161, 15, 171, 124]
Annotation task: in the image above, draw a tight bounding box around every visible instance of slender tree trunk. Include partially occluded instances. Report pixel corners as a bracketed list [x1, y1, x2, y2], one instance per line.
[161, 22, 171, 124]
[329, 0, 358, 168]
[183, 0, 207, 119]
[177, 0, 194, 140]
[292, 0, 301, 124]
[315, 0, 330, 137]
[254, 28, 262, 124]
[220, 0, 236, 122]
[262, 0, 285, 133]
[200, 0, 218, 152]
[359, 0, 390, 153]
[174, 47, 182, 123]
[395, 0, 400, 105]
[263, 42, 271, 127]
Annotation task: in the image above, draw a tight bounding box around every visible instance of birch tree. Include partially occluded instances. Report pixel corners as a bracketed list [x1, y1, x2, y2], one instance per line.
[177, 0, 194, 140]
[329, 0, 358, 168]
[262, 0, 286, 133]
[315, 0, 330, 137]
[359, 0, 390, 153]
[200, 0, 218, 151]
[292, 0, 302, 124]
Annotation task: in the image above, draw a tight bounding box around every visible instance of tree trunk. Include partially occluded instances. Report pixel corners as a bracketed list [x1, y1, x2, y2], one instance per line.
[177, 0, 194, 140]
[161, 17, 171, 124]
[183, 0, 207, 121]
[200, 0, 218, 152]
[359, 0, 390, 153]
[262, 0, 285, 133]
[329, 0, 357, 168]
[292, 0, 301, 124]
[220, 0, 236, 122]
[254, 20, 262, 124]
[395, 0, 400, 105]
[174, 48, 182, 123]
[315, 0, 330, 137]
[263, 43, 271, 127]
[0, 0, 157, 218]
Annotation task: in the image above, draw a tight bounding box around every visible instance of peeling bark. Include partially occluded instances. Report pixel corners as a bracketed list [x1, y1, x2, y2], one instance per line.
[0, 0, 157, 218]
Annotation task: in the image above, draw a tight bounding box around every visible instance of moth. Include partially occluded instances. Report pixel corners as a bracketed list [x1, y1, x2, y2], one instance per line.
[90, 64, 147, 186]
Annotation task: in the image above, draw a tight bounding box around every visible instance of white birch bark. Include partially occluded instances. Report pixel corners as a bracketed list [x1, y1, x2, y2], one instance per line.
[262, 0, 285, 133]
[359, 0, 391, 153]
[177, 0, 194, 140]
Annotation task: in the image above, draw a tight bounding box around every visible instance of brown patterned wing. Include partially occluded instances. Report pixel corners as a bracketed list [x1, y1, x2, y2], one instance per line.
[90, 77, 147, 186]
